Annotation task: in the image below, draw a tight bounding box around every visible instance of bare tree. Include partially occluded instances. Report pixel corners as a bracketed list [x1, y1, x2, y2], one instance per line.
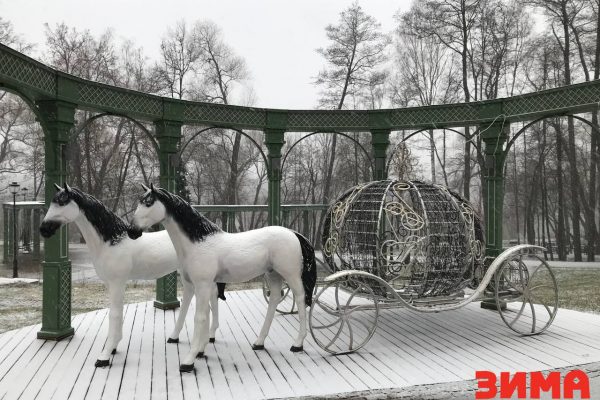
[191, 21, 251, 206]
[314, 1, 389, 205]
[391, 18, 461, 184]
[155, 20, 201, 100]
[404, 0, 483, 199]
[527, 0, 589, 260]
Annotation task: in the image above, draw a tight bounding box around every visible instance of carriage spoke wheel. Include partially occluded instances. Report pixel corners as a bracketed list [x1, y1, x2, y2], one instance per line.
[262, 277, 297, 314]
[495, 253, 558, 335]
[309, 276, 379, 355]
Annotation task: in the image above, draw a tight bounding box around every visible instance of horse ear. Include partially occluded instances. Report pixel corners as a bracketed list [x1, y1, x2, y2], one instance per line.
[64, 183, 72, 192]
[54, 183, 62, 191]
[141, 183, 150, 192]
[150, 182, 156, 192]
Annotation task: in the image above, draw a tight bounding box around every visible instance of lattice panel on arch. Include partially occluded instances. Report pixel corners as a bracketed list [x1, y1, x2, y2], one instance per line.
[59, 265, 71, 328]
[504, 84, 600, 118]
[288, 111, 369, 130]
[390, 104, 478, 128]
[78, 83, 162, 117]
[0, 49, 55, 94]
[183, 103, 266, 127]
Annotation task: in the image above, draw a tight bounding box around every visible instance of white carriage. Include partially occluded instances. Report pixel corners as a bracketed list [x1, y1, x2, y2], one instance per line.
[265, 180, 559, 355]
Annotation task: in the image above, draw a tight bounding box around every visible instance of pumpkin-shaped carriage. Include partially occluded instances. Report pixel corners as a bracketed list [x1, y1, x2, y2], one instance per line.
[311, 179, 559, 354]
[264, 180, 558, 354]
[266, 180, 559, 355]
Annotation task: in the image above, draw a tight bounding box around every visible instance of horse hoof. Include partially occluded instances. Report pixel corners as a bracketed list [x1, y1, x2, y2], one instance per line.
[252, 344, 265, 351]
[167, 337, 179, 343]
[290, 345, 303, 352]
[197, 352, 204, 358]
[95, 359, 110, 368]
[209, 337, 215, 343]
[179, 363, 194, 373]
[111, 349, 116, 355]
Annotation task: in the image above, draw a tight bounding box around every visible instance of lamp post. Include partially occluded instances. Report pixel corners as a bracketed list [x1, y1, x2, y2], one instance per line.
[21, 187, 30, 253]
[9, 182, 20, 278]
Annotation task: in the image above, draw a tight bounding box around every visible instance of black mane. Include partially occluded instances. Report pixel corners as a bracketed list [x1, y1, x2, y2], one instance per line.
[56, 188, 140, 245]
[153, 188, 221, 242]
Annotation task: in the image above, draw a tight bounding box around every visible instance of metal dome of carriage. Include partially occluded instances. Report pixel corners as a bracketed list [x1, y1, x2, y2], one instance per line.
[321, 180, 485, 299]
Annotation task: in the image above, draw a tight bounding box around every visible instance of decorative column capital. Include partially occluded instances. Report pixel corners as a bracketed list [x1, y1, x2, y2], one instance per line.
[36, 100, 76, 142]
[155, 119, 182, 154]
[264, 128, 285, 226]
[264, 128, 285, 150]
[370, 129, 391, 180]
[370, 129, 391, 157]
[264, 128, 286, 179]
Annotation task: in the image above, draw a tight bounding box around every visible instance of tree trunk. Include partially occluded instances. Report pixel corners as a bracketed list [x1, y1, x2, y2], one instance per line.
[555, 121, 567, 260]
[460, 4, 471, 200]
[591, 6, 600, 256]
[560, 2, 582, 260]
[226, 132, 242, 205]
[566, 117, 583, 261]
[429, 129, 436, 183]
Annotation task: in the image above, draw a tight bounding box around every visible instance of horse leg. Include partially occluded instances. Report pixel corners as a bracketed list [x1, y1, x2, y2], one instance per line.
[180, 282, 212, 372]
[252, 272, 283, 351]
[284, 275, 307, 352]
[95, 282, 125, 367]
[209, 285, 219, 343]
[168, 276, 193, 343]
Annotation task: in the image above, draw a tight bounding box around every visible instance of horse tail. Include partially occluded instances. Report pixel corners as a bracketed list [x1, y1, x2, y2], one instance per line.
[293, 232, 317, 307]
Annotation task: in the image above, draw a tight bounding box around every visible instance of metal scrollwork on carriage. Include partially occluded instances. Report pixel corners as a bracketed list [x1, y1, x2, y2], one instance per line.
[310, 180, 558, 355]
[320, 180, 485, 297]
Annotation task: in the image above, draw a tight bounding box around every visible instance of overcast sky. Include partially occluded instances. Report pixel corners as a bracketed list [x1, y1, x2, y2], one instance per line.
[1, 0, 413, 109]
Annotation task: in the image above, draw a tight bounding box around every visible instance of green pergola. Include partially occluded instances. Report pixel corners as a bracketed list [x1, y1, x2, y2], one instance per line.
[1, 43, 599, 340]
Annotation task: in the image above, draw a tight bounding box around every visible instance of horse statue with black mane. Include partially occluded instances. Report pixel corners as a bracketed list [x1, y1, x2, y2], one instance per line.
[132, 184, 317, 372]
[39, 183, 224, 367]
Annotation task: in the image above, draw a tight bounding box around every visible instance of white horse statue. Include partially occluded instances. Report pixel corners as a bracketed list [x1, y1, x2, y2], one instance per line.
[39, 183, 223, 367]
[132, 184, 317, 372]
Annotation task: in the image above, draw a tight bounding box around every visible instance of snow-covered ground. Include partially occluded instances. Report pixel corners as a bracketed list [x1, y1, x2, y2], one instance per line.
[0, 277, 38, 285]
[546, 260, 600, 269]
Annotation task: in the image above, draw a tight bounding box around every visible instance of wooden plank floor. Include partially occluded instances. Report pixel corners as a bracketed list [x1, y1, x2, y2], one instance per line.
[0, 289, 599, 399]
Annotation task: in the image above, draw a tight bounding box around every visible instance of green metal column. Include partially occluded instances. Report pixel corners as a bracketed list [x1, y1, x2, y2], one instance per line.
[371, 129, 391, 180]
[480, 120, 509, 310]
[265, 129, 285, 226]
[154, 119, 181, 310]
[481, 121, 509, 258]
[37, 100, 76, 341]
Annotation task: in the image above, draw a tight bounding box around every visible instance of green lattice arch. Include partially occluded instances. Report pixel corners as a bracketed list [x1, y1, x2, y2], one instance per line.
[0, 47, 55, 95]
[183, 103, 267, 127]
[1, 42, 600, 341]
[287, 110, 370, 130]
[78, 82, 163, 118]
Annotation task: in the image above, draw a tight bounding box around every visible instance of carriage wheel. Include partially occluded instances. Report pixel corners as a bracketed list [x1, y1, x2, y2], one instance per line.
[495, 252, 558, 335]
[262, 277, 297, 314]
[309, 275, 379, 355]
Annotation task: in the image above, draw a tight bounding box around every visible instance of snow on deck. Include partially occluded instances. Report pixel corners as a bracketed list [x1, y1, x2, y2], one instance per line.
[1, 289, 599, 399]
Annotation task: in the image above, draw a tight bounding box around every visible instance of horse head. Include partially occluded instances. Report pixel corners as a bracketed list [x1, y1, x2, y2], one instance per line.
[131, 183, 168, 234]
[132, 184, 220, 242]
[40, 184, 140, 243]
[39, 183, 80, 238]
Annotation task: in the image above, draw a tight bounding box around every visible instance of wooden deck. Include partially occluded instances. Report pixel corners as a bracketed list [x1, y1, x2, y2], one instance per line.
[1, 289, 599, 399]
